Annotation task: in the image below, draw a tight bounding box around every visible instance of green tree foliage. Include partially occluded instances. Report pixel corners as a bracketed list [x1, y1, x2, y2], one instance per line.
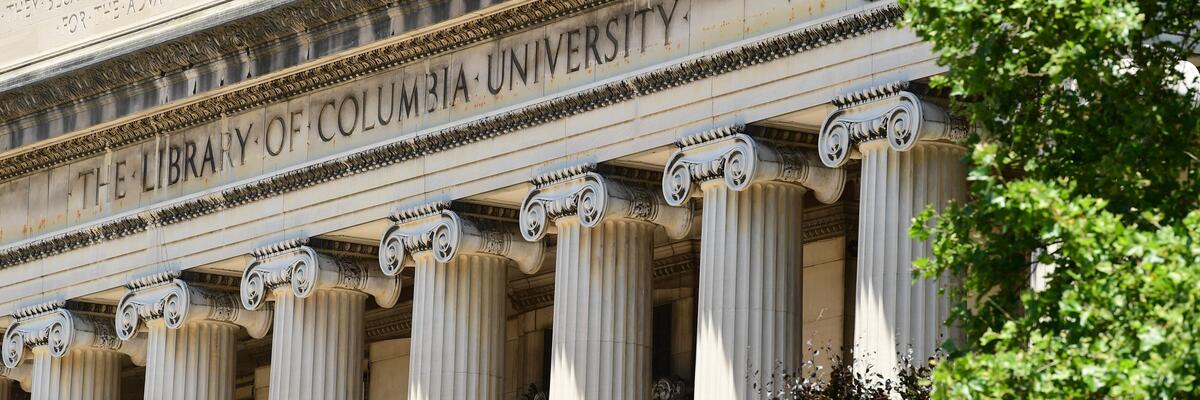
[900, 0, 1200, 397]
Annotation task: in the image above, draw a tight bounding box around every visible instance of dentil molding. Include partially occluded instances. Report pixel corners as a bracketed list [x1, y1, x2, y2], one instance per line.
[2, 301, 146, 368]
[379, 202, 545, 276]
[116, 271, 273, 343]
[663, 124, 847, 205]
[520, 164, 693, 241]
[817, 81, 971, 168]
[240, 238, 402, 311]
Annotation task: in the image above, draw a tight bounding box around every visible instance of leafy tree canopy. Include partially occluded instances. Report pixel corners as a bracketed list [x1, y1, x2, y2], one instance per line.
[901, 0, 1200, 397]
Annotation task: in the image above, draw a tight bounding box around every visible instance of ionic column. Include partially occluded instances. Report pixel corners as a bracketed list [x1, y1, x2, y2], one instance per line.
[240, 238, 402, 400]
[818, 82, 969, 376]
[379, 202, 545, 400]
[3, 301, 146, 400]
[115, 272, 272, 399]
[662, 127, 846, 399]
[520, 165, 692, 400]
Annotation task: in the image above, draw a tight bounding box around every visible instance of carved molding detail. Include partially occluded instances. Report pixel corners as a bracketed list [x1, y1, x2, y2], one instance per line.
[817, 81, 971, 168]
[116, 271, 272, 345]
[664, 125, 847, 205]
[0, 0, 618, 180]
[521, 164, 693, 241]
[0, 3, 904, 269]
[517, 384, 549, 400]
[379, 202, 545, 275]
[652, 376, 690, 400]
[240, 238, 402, 311]
[3, 301, 146, 368]
[0, 0, 615, 123]
[364, 303, 414, 341]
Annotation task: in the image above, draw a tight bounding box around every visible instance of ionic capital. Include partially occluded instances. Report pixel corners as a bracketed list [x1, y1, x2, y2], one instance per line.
[817, 82, 971, 168]
[520, 164, 692, 241]
[240, 238, 401, 311]
[379, 202, 545, 275]
[663, 125, 846, 205]
[3, 301, 146, 368]
[117, 272, 271, 343]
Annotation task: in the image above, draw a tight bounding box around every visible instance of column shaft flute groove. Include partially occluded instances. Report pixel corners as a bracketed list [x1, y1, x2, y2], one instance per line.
[693, 182, 803, 400]
[269, 290, 366, 400]
[143, 322, 238, 400]
[854, 142, 965, 372]
[31, 349, 121, 400]
[408, 254, 507, 400]
[549, 219, 653, 400]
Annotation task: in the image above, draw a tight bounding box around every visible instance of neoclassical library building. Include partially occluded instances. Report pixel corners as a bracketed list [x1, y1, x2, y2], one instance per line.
[0, 0, 967, 399]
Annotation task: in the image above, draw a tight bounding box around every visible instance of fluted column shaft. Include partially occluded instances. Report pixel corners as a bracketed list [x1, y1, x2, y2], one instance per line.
[30, 348, 121, 400]
[549, 218, 653, 400]
[693, 182, 804, 400]
[143, 321, 238, 399]
[853, 141, 965, 371]
[268, 290, 367, 400]
[408, 254, 507, 400]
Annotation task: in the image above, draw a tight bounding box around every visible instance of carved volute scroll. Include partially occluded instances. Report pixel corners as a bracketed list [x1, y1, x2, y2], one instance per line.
[817, 81, 971, 168]
[116, 271, 272, 345]
[663, 125, 847, 205]
[379, 202, 545, 275]
[240, 238, 402, 311]
[520, 164, 694, 242]
[652, 376, 690, 400]
[3, 301, 146, 369]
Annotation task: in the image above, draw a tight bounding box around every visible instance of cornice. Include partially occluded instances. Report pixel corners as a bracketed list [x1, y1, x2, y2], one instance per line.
[0, 0, 618, 181]
[0, 3, 904, 270]
[0, 0, 474, 121]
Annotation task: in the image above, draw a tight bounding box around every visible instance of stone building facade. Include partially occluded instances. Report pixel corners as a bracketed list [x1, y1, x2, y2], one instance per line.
[0, 0, 966, 398]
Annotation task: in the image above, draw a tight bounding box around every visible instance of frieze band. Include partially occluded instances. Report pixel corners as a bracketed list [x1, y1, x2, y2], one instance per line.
[0, 3, 903, 270]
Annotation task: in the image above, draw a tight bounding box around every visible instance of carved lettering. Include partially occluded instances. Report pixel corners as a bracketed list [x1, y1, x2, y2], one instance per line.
[338, 95, 359, 136]
[289, 110, 305, 151]
[399, 77, 420, 119]
[266, 116, 286, 156]
[656, 0, 679, 44]
[318, 101, 336, 142]
[113, 161, 127, 199]
[12, 0, 691, 232]
[233, 124, 252, 166]
[200, 138, 216, 177]
[167, 145, 180, 185]
[605, 17, 620, 62]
